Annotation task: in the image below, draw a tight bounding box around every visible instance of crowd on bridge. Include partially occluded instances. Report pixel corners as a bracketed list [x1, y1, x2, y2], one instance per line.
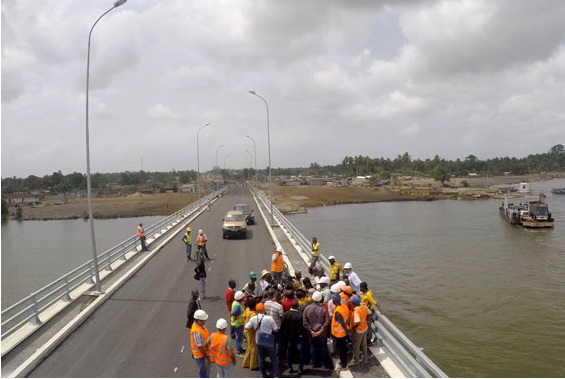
[184, 236, 384, 378]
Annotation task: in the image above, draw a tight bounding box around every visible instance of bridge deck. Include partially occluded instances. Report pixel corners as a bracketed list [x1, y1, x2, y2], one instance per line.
[3, 186, 389, 378]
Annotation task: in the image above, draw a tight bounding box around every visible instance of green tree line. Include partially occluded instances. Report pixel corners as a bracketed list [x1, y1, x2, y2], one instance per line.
[2, 145, 564, 196]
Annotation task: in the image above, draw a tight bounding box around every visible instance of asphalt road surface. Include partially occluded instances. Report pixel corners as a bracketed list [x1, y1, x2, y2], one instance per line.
[29, 186, 292, 378]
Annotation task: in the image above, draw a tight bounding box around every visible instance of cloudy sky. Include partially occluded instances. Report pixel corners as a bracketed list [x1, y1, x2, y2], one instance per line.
[2, 0, 565, 178]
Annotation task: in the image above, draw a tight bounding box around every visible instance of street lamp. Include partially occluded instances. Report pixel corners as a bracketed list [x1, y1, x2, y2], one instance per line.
[216, 144, 224, 181]
[224, 154, 231, 185]
[249, 90, 273, 225]
[216, 145, 224, 168]
[245, 149, 253, 180]
[196, 122, 210, 207]
[85, 0, 127, 294]
[245, 134, 258, 183]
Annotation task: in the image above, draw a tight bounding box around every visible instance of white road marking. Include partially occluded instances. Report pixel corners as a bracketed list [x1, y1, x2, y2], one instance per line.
[180, 345, 184, 353]
[174, 367, 178, 373]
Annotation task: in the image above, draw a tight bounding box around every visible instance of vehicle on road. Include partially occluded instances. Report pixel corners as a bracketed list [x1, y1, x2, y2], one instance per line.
[234, 203, 255, 224]
[222, 210, 247, 239]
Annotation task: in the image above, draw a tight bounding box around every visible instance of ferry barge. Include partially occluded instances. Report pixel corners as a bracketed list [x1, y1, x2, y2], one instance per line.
[499, 192, 554, 228]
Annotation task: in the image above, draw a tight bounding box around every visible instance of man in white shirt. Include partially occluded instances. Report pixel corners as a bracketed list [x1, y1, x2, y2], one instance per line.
[245, 302, 281, 378]
[343, 262, 361, 293]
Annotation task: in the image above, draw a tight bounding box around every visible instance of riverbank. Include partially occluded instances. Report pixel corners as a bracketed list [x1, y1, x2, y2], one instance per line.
[8, 173, 564, 220]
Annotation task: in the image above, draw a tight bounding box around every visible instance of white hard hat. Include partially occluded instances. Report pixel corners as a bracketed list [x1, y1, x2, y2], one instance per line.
[216, 318, 228, 329]
[194, 310, 208, 321]
[328, 255, 336, 260]
[198, 229, 203, 234]
[337, 281, 346, 289]
[312, 291, 323, 302]
[343, 262, 352, 269]
[319, 276, 331, 285]
[276, 246, 283, 253]
[234, 291, 244, 300]
[330, 283, 341, 294]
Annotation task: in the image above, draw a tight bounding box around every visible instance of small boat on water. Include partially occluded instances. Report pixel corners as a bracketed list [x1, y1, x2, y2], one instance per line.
[551, 187, 565, 195]
[499, 192, 554, 228]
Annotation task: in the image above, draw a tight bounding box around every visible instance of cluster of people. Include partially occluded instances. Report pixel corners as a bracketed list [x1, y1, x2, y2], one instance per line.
[187, 242, 383, 378]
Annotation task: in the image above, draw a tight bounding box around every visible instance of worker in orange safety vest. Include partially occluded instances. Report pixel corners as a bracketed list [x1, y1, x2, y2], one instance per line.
[205, 318, 236, 378]
[191, 310, 211, 378]
[271, 246, 284, 283]
[331, 294, 349, 371]
[136, 223, 149, 251]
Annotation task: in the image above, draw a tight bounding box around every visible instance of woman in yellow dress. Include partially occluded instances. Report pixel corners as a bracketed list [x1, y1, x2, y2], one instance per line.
[242, 297, 259, 370]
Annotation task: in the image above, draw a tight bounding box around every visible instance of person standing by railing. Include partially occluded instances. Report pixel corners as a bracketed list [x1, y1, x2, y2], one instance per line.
[308, 237, 320, 275]
[137, 223, 149, 252]
[328, 256, 342, 285]
[360, 281, 383, 345]
[271, 247, 284, 283]
[343, 262, 361, 294]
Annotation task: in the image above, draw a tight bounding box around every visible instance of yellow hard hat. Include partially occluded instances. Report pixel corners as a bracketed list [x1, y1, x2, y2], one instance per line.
[186, 227, 191, 232]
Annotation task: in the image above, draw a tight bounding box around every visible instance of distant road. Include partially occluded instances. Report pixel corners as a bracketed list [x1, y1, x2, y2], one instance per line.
[29, 186, 277, 378]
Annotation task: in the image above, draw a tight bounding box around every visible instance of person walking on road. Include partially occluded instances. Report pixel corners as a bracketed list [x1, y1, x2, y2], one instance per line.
[186, 289, 202, 329]
[205, 318, 236, 378]
[182, 227, 192, 261]
[194, 257, 207, 299]
[137, 223, 149, 252]
[308, 237, 320, 275]
[197, 229, 210, 260]
[191, 309, 211, 378]
[271, 247, 284, 283]
[230, 291, 246, 357]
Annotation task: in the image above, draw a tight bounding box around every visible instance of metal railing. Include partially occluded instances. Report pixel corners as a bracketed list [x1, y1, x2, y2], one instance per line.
[1, 189, 226, 356]
[252, 186, 448, 378]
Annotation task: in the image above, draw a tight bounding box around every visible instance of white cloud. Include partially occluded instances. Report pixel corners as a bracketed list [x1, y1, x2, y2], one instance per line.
[2, 0, 565, 178]
[147, 104, 179, 120]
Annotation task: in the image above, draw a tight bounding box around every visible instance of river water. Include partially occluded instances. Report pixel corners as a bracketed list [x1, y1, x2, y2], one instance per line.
[1, 216, 163, 308]
[2, 179, 564, 377]
[287, 178, 565, 378]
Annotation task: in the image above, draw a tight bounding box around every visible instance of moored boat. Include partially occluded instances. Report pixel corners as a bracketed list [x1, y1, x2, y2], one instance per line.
[499, 192, 554, 228]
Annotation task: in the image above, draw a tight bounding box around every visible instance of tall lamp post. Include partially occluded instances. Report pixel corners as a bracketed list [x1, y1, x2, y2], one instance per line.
[248, 90, 273, 225]
[196, 122, 210, 207]
[85, 0, 127, 294]
[224, 154, 231, 185]
[245, 149, 253, 180]
[245, 134, 258, 183]
[216, 144, 224, 181]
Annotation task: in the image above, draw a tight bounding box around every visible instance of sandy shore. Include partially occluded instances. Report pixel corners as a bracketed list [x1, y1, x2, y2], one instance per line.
[9, 173, 564, 220]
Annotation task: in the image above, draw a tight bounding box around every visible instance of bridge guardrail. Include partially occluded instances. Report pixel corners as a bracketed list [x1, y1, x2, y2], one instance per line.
[1, 189, 226, 356]
[252, 186, 448, 378]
